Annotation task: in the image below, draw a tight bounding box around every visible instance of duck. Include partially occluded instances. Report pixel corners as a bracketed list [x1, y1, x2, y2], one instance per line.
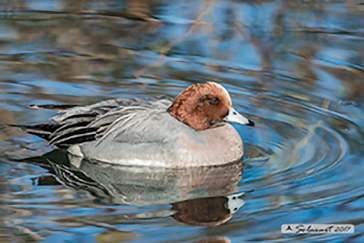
[14, 82, 254, 167]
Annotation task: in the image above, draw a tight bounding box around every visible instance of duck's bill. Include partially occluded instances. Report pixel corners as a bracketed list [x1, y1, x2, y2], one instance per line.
[224, 107, 254, 126]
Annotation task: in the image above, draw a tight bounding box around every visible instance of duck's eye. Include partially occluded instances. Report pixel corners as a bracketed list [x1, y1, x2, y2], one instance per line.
[209, 97, 220, 105]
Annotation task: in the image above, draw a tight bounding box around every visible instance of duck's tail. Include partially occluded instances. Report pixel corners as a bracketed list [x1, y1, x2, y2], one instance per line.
[4, 103, 77, 143]
[28, 104, 77, 111]
[6, 123, 57, 141]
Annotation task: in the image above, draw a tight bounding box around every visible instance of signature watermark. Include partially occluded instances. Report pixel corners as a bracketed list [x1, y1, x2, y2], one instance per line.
[281, 224, 354, 234]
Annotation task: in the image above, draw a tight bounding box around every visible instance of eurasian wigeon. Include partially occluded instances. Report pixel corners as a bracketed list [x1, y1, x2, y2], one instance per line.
[15, 82, 254, 167]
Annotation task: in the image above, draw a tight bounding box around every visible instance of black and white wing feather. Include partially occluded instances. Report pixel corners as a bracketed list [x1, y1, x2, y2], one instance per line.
[17, 97, 173, 148]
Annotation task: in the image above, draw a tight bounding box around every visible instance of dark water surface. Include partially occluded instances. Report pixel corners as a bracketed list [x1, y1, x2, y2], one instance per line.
[1, 0, 364, 242]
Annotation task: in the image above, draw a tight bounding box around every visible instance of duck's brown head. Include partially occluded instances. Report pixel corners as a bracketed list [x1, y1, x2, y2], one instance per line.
[167, 82, 254, 130]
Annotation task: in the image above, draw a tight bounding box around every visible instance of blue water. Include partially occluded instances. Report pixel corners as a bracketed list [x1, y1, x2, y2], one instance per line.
[1, 0, 364, 242]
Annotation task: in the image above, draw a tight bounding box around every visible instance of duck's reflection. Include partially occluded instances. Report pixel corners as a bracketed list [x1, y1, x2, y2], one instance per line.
[24, 149, 246, 227]
[172, 193, 245, 226]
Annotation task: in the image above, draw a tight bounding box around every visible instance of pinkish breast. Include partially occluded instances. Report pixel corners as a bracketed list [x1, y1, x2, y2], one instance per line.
[175, 124, 244, 167]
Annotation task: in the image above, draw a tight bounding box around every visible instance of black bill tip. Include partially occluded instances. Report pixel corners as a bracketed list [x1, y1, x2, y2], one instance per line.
[247, 119, 255, 127]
